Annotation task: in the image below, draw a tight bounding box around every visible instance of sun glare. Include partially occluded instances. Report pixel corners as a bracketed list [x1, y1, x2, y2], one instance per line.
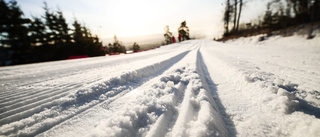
[108, 1, 154, 37]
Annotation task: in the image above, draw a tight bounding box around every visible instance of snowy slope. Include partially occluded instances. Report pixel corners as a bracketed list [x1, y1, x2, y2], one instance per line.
[0, 36, 319, 137]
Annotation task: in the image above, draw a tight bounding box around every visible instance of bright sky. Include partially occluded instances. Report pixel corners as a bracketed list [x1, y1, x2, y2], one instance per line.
[13, 0, 268, 39]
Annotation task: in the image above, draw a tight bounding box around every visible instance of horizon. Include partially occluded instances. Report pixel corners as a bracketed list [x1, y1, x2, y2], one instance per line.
[8, 0, 269, 40]
[102, 29, 209, 47]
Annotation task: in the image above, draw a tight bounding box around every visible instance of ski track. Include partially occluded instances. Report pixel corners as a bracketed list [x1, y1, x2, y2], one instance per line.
[0, 42, 193, 136]
[1, 37, 320, 137]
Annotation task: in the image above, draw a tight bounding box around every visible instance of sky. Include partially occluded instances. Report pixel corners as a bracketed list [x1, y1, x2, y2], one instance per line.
[11, 0, 269, 40]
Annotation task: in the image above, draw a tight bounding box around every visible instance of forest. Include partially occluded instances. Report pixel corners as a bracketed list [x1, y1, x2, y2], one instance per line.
[0, 0, 110, 66]
[221, 0, 320, 40]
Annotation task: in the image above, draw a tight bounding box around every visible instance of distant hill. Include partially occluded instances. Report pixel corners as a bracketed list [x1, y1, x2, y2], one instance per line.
[101, 33, 164, 50]
[101, 31, 207, 50]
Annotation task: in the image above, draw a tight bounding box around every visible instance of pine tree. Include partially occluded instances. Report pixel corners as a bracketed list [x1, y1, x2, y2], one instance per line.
[43, 2, 71, 47]
[0, 0, 31, 65]
[56, 10, 71, 46]
[92, 35, 104, 56]
[29, 17, 47, 46]
[43, 2, 57, 46]
[82, 25, 93, 55]
[72, 20, 85, 55]
[72, 20, 104, 56]
[0, 0, 30, 50]
[0, 0, 10, 48]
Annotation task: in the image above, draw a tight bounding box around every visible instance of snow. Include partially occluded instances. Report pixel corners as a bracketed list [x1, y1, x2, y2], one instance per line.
[0, 35, 320, 137]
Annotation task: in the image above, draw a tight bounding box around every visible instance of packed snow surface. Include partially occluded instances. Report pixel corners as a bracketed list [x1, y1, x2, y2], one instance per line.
[0, 35, 320, 137]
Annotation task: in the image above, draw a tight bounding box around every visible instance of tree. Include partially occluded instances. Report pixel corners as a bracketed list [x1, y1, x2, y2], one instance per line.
[29, 17, 47, 46]
[56, 10, 71, 46]
[0, 0, 106, 66]
[286, 0, 320, 23]
[133, 42, 140, 52]
[72, 20, 104, 56]
[108, 35, 126, 54]
[43, 2, 57, 46]
[92, 35, 104, 56]
[0, 0, 30, 50]
[72, 20, 84, 55]
[233, 0, 238, 31]
[0, 0, 31, 65]
[262, 2, 273, 28]
[223, 0, 232, 36]
[43, 2, 71, 48]
[236, 0, 243, 32]
[223, 0, 243, 34]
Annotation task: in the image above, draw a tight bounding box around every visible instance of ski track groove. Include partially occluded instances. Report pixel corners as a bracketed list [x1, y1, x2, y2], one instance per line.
[170, 82, 197, 137]
[145, 82, 187, 137]
[161, 42, 201, 137]
[146, 42, 229, 137]
[0, 48, 191, 136]
[197, 49, 235, 137]
[126, 42, 201, 137]
[167, 47, 201, 137]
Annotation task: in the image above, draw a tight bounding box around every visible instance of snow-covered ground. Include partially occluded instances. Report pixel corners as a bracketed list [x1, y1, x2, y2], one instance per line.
[0, 35, 319, 137]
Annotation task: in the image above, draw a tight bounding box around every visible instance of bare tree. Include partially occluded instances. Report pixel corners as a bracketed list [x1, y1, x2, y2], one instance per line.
[233, 0, 238, 31]
[236, 0, 243, 32]
[223, 0, 232, 35]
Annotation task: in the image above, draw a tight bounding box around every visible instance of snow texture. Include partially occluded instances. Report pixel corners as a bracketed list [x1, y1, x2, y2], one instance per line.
[0, 35, 320, 137]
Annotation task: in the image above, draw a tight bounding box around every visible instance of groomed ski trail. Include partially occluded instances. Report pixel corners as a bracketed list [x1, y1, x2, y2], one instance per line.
[1, 38, 319, 137]
[37, 41, 230, 137]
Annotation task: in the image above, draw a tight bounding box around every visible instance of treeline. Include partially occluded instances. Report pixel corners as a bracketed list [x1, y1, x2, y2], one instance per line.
[222, 0, 320, 39]
[104, 35, 127, 55]
[0, 0, 105, 66]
